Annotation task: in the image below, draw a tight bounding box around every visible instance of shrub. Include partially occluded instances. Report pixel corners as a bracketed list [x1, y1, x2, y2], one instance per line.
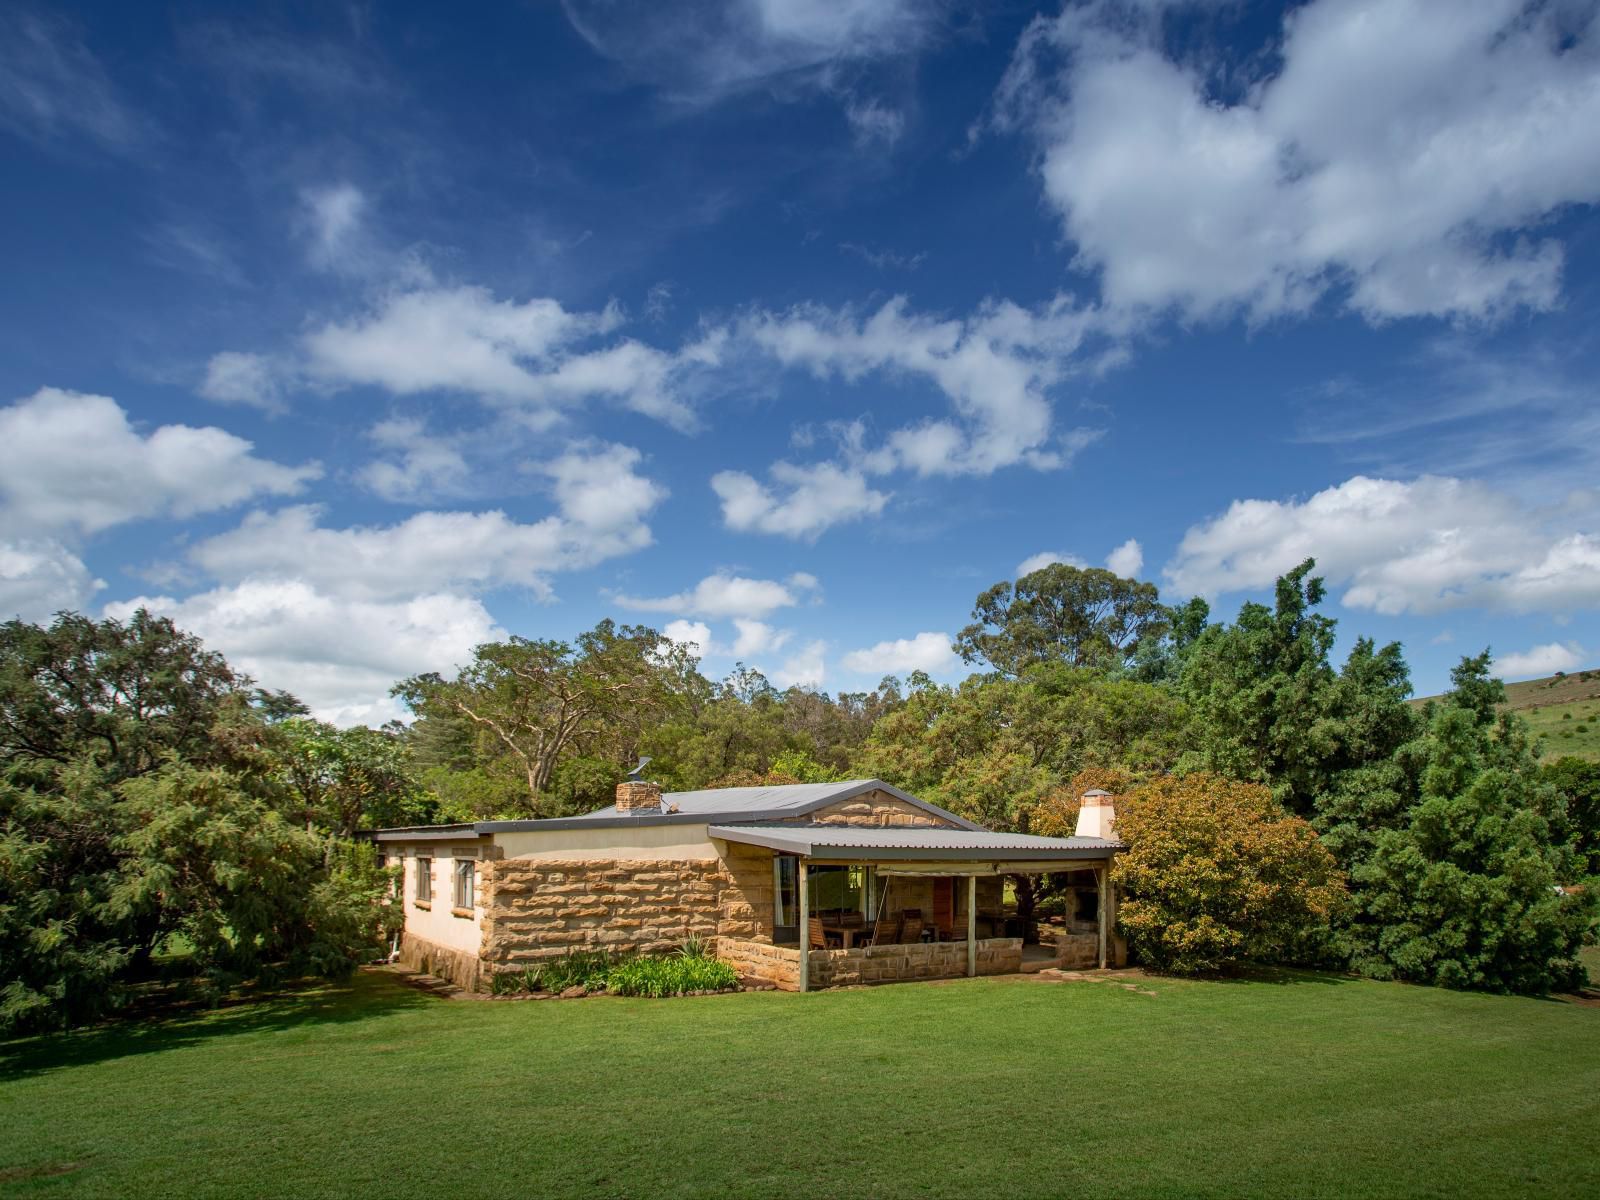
[607, 954, 739, 997]
[1112, 773, 1347, 975]
[527, 950, 614, 993]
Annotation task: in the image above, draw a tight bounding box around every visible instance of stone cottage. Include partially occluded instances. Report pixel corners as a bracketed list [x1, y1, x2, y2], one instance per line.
[374, 778, 1125, 992]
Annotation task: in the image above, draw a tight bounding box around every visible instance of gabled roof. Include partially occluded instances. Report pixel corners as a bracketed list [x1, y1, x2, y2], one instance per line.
[566, 778, 981, 830]
[709, 823, 1121, 862]
[373, 778, 982, 839]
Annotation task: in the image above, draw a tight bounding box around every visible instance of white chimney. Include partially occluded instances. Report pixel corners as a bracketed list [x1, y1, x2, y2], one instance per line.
[1075, 789, 1116, 840]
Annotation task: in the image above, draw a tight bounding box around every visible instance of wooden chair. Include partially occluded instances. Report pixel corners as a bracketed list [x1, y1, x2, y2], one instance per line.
[900, 913, 925, 944]
[869, 912, 901, 946]
[809, 917, 841, 950]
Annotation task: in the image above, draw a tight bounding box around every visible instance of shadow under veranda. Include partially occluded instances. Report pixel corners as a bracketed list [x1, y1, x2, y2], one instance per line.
[0, 968, 433, 1082]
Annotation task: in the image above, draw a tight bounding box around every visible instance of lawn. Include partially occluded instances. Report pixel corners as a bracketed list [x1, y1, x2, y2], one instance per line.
[2, 969, 1598, 1199]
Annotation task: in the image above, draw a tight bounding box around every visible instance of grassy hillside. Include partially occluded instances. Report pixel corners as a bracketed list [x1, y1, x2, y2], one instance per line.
[1414, 667, 1600, 762]
[3, 969, 1598, 1198]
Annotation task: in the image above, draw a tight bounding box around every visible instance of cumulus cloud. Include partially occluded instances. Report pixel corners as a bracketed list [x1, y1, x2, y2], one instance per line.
[1494, 641, 1586, 681]
[711, 461, 889, 541]
[199, 351, 287, 412]
[1017, 550, 1087, 577]
[663, 619, 714, 656]
[297, 285, 720, 430]
[746, 295, 1105, 478]
[1106, 538, 1144, 578]
[0, 387, 318, 536]
[840, 631, 955, 676]
[190, 443, 664, 601]
[996, 0, 1600, 322]
[356, 417, 470, 503]
[0, 538, 103, 622]
[106, 581, 501, 726]
[771, 638, 827, 690]
[1166, 475, 1600, 615]
[615, 572, 805, 620]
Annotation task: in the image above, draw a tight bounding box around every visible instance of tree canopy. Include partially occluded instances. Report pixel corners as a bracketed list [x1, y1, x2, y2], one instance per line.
[954, 562, 1169, 675]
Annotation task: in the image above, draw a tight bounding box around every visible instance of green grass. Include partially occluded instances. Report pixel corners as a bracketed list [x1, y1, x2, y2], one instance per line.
[1413, 667, 1600, 761]
[3, 969, 1598, 1199]
[1524, 698, 1600, 763]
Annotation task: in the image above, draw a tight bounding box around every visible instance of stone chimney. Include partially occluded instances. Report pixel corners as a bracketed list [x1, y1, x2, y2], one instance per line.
[1075, 789, 1117, 840]
[615, 779, 663, 816]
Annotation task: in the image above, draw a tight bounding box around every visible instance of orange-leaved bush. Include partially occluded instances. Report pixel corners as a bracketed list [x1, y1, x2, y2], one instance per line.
[1112, 773, 1347, 975]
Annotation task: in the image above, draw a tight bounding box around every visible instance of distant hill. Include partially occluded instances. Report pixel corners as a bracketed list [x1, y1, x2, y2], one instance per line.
[1411, 667, 1600, 762]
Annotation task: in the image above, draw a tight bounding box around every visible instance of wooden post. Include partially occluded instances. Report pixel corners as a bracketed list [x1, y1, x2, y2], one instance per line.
[1096, 862, 1108, 970]
[798, 857, 809, 994]
[966, 874, 977, 978]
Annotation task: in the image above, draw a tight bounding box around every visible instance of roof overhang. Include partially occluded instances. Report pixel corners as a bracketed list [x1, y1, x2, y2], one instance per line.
[707, 823, 1121, 863]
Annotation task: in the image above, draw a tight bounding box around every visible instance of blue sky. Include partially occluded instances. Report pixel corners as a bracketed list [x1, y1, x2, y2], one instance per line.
[2, 0, 1598, 724]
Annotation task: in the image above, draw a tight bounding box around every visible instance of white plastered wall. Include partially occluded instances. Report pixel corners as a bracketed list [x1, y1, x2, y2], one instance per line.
[398, 841, 487, 955]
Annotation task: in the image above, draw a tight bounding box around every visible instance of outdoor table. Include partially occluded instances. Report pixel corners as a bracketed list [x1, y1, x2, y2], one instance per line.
[821, 922, 862, 948]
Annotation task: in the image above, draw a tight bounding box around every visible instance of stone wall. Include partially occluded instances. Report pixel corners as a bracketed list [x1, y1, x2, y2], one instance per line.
[718, 842, 777, 943]
[398, 931, 483, 991]
[808, 937, 1024, 987]
[480, 857, 723, 974]
[720, 938, 801, 990]
[769, 789, 959, 828]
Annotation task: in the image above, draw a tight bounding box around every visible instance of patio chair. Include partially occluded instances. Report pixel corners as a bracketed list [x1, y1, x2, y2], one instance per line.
[869, 912, 902, 946]
[900, 913, 925, 944]
[809, 917, 841, 950]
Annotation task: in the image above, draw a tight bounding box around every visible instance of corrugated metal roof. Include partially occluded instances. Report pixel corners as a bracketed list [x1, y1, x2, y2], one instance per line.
[707, 823, 1121, 861]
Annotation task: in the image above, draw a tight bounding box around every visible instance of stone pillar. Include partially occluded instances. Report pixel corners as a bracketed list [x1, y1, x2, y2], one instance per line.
[615, 779, 663, 815]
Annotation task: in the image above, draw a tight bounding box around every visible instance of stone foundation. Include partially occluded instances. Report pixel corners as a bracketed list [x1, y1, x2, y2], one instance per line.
[720, 938, 802, 990]
[398, 931, 483, 991]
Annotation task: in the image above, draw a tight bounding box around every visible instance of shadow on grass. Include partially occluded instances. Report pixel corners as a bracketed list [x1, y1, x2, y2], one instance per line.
[0, 969, 432, 1082]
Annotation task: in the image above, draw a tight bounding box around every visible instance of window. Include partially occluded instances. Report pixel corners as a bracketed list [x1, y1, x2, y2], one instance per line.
[454, 859, 476, 911]
[415, 856, 432, 903]
[773, 855, 798, 943]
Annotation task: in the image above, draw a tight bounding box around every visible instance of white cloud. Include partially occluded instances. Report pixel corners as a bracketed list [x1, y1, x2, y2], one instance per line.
[191, 444, 663, 602]
[615, 572, 801, 620]
[1106, 538, 1144, 578]
[0, 539, 103, 622]
[0, 9, 145, 150]
[770, 638, 827, 690]
[297, 285, 721, 431]
[841, 631, 955, 676]
[356, 417, 469, 503]
[562, 0, 941, 104]
[663, 619, 713, 657]
[731, 618, 789, 658]
[997, 0, 1600, 322]
[845, 99, 904, 147]
[1166, 475, 1600, 615]
[746, 295, 1104, 477]
[300, 182, 368, 272]
[199, 351, 286, 412]
[1495, 642, 1587, 681]
[106, 581, 501, 727]
[0, 387, 319, 536]
[1018, 550, 1087, 577]
[712, 462, 888, 541]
